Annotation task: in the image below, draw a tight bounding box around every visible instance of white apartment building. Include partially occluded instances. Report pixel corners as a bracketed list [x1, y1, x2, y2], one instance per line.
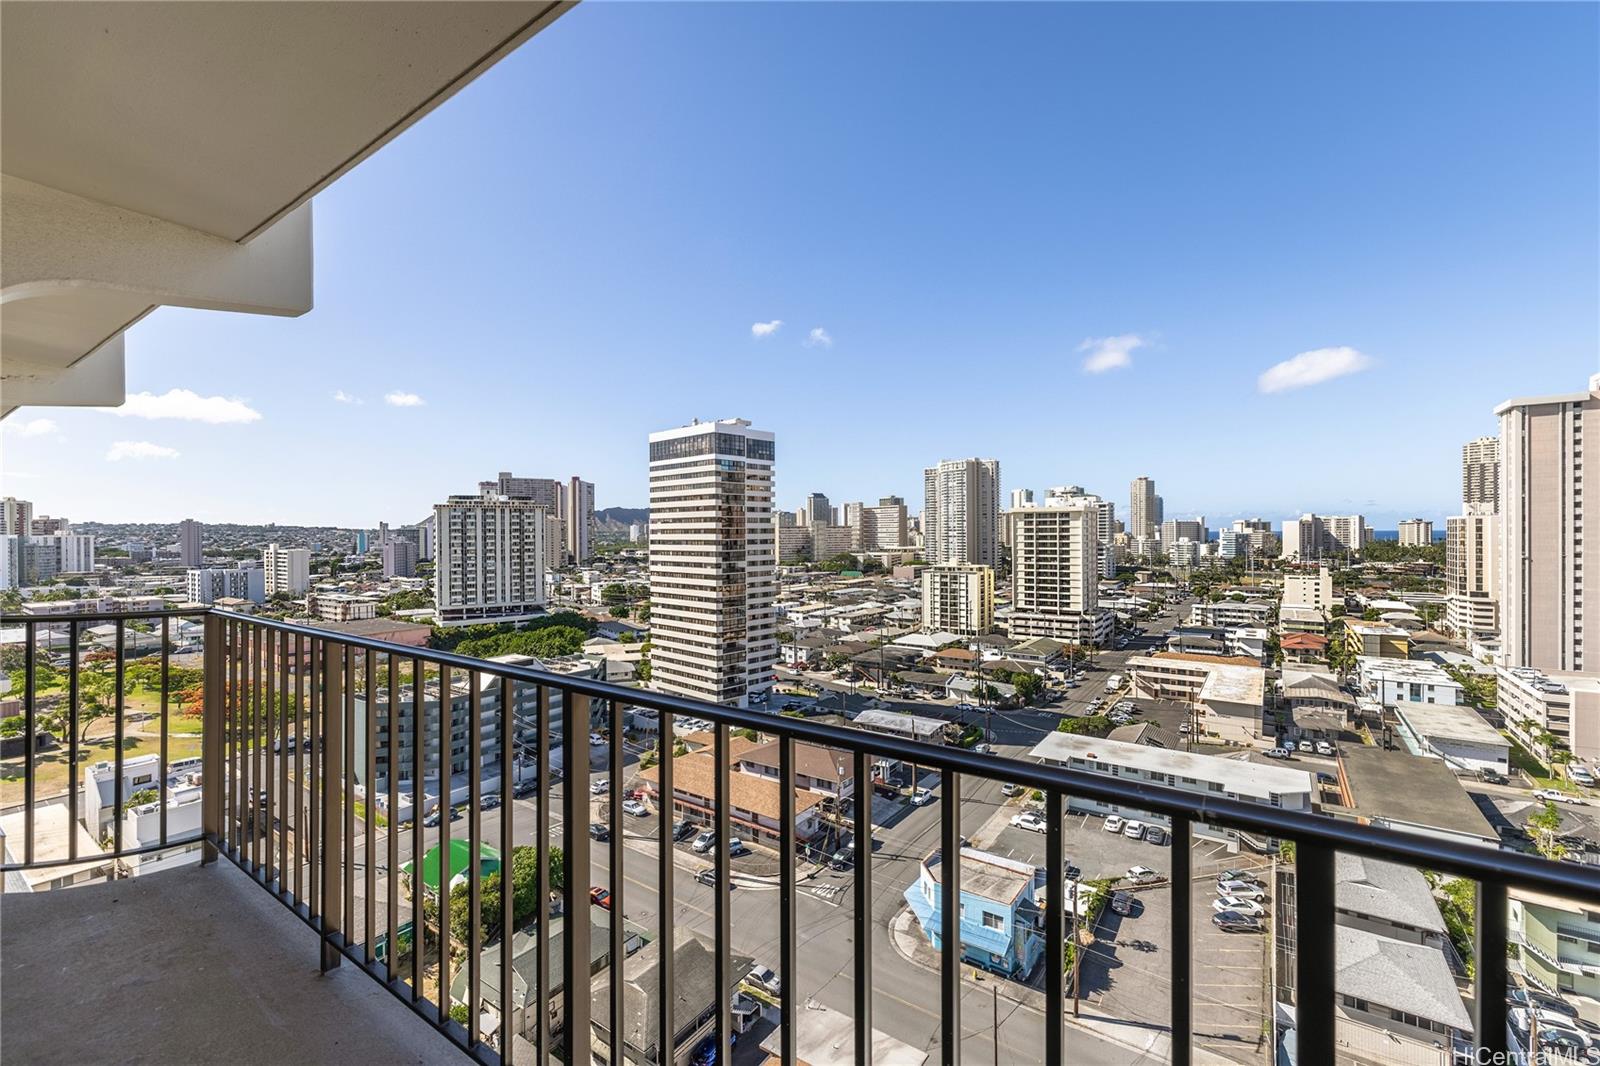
[1006, 498, 1110, 646]
[1282, 566, 1334, 619]
[1397, 519, 1433, 547]
[1127, 652, 1267, 744]
[1030, 732, 1312, 838]
[1281, 513, 1367, 559]
[186, 566, 265, 605]
[563, 477, 595, 564]
[1045, 487, 1116, 578]
[1461, 435, 1500, 516]
[1444, 513, 1499, 644]
[1168, 538, 1203, 568]
[1496, 374, 1599, 672]
[1496, 665, 1600, 764]
[178, 518, 203, 567]
[854, 496, 908, 551]
[1129, 477, 1159, 539]
[1188, 599, 1273, 628]
[433, 488, 548, 626]
[308, 592, 379, 622]
[648, 419, 777, 706]
[1356, 658, 1462, 709]
[924, 458, 1000, 568]
[920, 563, 994, 636]
[262, 542, 311, 596]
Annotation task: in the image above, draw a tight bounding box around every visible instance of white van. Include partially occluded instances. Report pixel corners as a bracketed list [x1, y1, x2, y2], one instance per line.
[1104, 674, 1124, 692]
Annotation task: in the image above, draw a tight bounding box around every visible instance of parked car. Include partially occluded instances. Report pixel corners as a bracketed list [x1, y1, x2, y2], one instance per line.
[672, 819, 698, 842]
[1216, 878, 1265, 899]
[1122, 819, 1147, 839]
[513, 782, 536, 799]
[589, 732, 607, 746]
[1010, 811, 1047, 834]
[1265, 746, 1293, 759]
[621, 799, 648, 817]
[1000, 783, 1023, 797]
[1212, 911, 1263, 933]
[1297, 740, 1316, 753]
[1104, 815, 1126, 834]
[747, 965, 781, 995]
[1315, 741, 1336, 757]
[589, 887, 612, 910]
[1571, 767, 1596, 787]
[588, 822, 610, 841]
[1214, 895, 1265, 917]
[480, 793, 501, 811]
[692, 829, 717, 853]
[1480, 770, 1511, 786]
[910, 788, 934, 806]
[1142, 825, 1168, 846]
[1178, 722, 1192, 735]
[1110, 890, 1136, 916]
[422, 811, 442, 828]
[590, 778, 609, 796]
[694, 868, 731, 889]
[1127, 865, 1159, 883]
[1219, 869, 1262, 885]
[728, 839, 748, 856]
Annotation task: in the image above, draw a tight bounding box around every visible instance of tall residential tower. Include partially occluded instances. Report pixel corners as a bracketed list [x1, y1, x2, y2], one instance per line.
[923, 458, 1000, 567]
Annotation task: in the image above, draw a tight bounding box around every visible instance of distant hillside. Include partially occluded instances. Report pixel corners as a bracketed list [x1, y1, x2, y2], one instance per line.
[596, 507, 648, 533]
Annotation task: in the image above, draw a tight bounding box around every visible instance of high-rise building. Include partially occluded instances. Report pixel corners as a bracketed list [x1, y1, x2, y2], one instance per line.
[1045, 487, 1116, 578]
[1462, 436, 1500, 517]
[1161, 517, 1207, 549]
[29, 515, 69, 536]
[480, 472, 561, 511]
[187, 566, 266, 605]
[803, 493, 832, 527]
[1495, 375, 1600, 671]
[1280, 514, 1367, 559]
[921, 564, 994, 636]
[381, 539, 417, 579]
[1445, 514, 1499, 644]
[852, 496, 908, 551]
[648, 419, 776, 706]
[1397, 519, 1434, 547]
[1, 497, 34, 536]
[1129, 477, 1158, 540]
[434, 487, 549, 626]
[178, 518, 203, 567]
[414, 514, 436, 561]
[923, 458, 1000, 567]
[563, 477, 595, 564]
[262, 543, 311, 596]
[1283, 566, 1334, 616]
[1006, 498, 1110, 645]
[1009, 489, 1035, 510]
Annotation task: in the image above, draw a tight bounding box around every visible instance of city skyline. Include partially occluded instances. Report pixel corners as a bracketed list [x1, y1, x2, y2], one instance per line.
[2, 3, 1597, 525]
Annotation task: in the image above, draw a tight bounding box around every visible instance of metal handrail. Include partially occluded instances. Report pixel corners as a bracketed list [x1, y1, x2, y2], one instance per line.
[4, 606, 1598, 1066]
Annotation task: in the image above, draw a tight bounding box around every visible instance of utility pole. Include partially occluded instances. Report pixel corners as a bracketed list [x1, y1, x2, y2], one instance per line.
[993, 984, 1000, 1066]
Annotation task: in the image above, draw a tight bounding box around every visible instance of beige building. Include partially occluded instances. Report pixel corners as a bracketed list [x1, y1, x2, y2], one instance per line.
[923, 458, 1001, 567]
[262, 542, 310, 597]
[1281, 566, 1334, 619]
[1126, 652, 1267, 744]
[1496, 375, 1600, 672]
[1461, 435, 1500, 517]
[920, 563, 994, 636]
[647, 419, 776, 707]
[1006, 499, 1110, 646]
[1397, 519, 1433, 547]
[1444, 513, 1499, 644]
[1129, 476, 1159, 540]
[849, 496, 908, 551]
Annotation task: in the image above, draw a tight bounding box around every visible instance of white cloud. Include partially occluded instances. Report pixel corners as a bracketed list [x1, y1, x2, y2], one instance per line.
[804, 327, 834, 349]
[106, 440, 180, 462]
[112, 388, 262, 424]
[751, 320, 783, 338]
[384, 391, 426, 408]
[1, 417, 59, 438]
[332, 390, 364, 405]
[1257, 346, 1374, 394]
[1078, 334, 1147, 374]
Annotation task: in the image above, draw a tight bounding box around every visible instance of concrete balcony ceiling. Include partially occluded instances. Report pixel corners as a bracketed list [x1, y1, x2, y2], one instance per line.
[1, 0, 572, 416]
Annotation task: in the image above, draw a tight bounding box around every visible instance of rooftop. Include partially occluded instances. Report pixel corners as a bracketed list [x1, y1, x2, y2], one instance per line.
[1336, 853, 1448, 934]
[1029, 732, 1314, 802]
[1336, 745, 1495, 842]
[1391, 701, 1507, 748]
[924, 846, 1035, 906]
[1336, 925, 1473, 1031]
[639, 753, 826, 821]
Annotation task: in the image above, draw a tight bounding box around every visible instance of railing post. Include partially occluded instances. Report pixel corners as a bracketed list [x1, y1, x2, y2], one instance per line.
[202, 612, 223, 866]
[320, 639, 345, 971]
[1294, 838, 1335, 1066]
[1475, 878, 1508, 1062]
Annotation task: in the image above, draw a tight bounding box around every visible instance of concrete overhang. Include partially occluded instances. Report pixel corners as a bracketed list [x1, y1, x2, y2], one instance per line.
[1, 0, 572, 416]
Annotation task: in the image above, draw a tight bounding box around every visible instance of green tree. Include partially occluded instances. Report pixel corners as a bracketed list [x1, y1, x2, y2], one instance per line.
[1529, 801, 1566, 860]
[123, 787, 159, 811]
[1011, 672, 1044, 705]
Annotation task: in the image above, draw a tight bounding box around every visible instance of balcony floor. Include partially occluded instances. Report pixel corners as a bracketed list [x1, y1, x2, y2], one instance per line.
[1, 857, 463, 1065]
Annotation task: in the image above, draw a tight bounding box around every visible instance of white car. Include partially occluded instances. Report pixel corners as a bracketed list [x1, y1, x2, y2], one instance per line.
[1123, 819, 1147, 839]
[747, 965, 781, 996]
[1297, 740, 1316, 753]
[1315, 741, 1336, 757]
[1216, 879, 1266, 899]
[910, 788, 934, 806]
[1571, 768, 1596, 787]
[590, 732, 607, 746]
[1000, 783, 1023, 797]
[1010, 811, 1047, 833]
[1535, 789, 1588, 805]
[1214, 895, 1265, 917]
[1104, 815, 1126, 834]
[1127, 865, 1159, 883]
[590, 778, 610, 795]
[1265, 747, 1293, 760]
[621, 799, 648, 817]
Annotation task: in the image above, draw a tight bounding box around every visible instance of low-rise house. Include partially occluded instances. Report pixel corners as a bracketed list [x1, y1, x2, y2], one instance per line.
[588, 935, 759, 1065]
[1342, 618, 1410, 660]
[1331, 745, 1496, 849]
[1390, 702, 1509, 775]
[851, 708, 948, 743]
[903, 847, 1042, 979]
[1278, 605, 1330, 636]
[638, 751, 825, 845]
[736, 740, 855, 800]
[1335, 925, 1473, 1060]
[1356, 658, 1462, 710]
[1279, 632, 1330, 665]
[1127, 653, 1266, 744]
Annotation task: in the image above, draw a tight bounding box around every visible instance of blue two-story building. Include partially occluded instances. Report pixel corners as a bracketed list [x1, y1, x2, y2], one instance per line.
[903, 846, 1043, 979]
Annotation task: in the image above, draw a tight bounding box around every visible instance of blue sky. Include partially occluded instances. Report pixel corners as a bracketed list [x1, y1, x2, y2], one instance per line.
[7, 2, 1598, 529]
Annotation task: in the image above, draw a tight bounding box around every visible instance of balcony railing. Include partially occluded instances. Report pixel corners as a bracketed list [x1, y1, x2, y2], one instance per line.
[4, 607, 1600, 1066]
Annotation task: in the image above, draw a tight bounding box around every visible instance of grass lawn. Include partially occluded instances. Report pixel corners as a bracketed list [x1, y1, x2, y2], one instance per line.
[1, 732, 203, 807]
[1504, 734, 1561, 789]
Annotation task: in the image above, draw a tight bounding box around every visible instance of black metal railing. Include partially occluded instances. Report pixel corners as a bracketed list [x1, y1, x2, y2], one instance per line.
[3, 608, 1600, 1066]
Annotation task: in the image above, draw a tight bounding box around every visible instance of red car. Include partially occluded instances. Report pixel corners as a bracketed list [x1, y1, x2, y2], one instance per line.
[589, 887, 612, 910]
